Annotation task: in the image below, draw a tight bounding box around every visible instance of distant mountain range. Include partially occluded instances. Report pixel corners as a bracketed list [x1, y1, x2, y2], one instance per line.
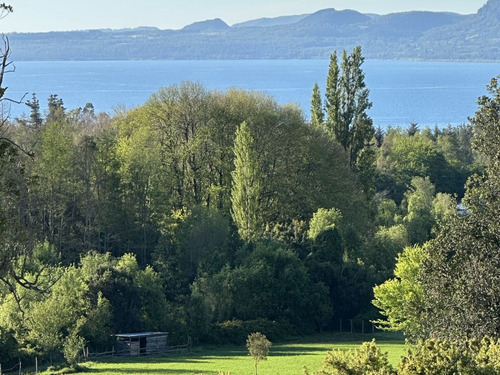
[7, 0, 500, 61]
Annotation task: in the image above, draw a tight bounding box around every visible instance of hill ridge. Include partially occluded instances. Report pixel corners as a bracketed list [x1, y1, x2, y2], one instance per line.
[7, 1, 500, 61]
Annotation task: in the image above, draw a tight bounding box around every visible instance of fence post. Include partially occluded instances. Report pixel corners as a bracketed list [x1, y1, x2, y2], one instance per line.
[18, 359, 21, 375]
[35, 356, 38, 374]
[372, 323, 375, 334]
[350, 319, 354, 333]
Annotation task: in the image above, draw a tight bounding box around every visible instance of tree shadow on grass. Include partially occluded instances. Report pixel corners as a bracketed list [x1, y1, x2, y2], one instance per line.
[89, 367, 210, 374]
[269, 345, 331, 357]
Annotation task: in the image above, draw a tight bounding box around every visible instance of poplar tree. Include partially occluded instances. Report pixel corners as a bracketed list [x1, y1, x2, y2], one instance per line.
[323, 46, 375, 170]
[310, 82, 324, 129]
[231, 121, 262, 241]
[325, 50, 340, 140]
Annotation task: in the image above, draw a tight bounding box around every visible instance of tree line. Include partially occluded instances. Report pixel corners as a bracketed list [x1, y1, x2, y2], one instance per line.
[0, 45, 484, 367]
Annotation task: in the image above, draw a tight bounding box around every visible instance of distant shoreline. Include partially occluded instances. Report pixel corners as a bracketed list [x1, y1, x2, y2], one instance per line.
[6, 3, 500, 62]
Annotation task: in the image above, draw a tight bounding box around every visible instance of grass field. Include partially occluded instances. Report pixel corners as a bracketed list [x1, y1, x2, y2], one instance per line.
[77, 332, 406, 375]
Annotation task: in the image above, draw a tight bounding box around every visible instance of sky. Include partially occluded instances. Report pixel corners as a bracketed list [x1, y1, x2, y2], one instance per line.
[1, 0, 489, 33]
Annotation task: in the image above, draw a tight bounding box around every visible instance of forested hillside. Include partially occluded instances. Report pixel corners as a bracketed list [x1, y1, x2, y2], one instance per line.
[7, 0, 500, 61]
[0, 42, 483, 367]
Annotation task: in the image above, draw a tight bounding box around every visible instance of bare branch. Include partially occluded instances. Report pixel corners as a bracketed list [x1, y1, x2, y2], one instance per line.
[0, 35, 11, 100]
[0, 276, 26, 317]
[0, 137, 35, 157]
[0, 3, 12, 20]
[3, 92, 28, 104]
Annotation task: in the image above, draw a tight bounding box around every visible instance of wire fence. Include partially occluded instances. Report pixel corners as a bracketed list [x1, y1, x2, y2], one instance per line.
[1, 362, 21, 374]
[1, 358, 35, 375]
[338, 319, 378, 334]
[85, 343, 191, 359]
[0, 342, 191, 375]
[0, 325, 378, 374]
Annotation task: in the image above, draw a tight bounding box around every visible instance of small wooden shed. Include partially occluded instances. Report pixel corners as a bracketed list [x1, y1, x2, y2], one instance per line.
[114, 332, 168, 356]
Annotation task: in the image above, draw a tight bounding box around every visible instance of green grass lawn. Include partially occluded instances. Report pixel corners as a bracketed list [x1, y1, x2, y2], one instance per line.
[77, 332, 405, 375]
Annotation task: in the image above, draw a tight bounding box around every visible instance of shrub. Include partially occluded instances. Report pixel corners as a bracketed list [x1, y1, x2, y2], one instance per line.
[398, 338, 500, 375]
[310, 339, 396, 375]
[63, 333, 85, 367]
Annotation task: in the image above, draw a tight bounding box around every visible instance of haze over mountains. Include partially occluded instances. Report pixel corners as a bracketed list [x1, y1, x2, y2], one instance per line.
[7, 0, 499, 61]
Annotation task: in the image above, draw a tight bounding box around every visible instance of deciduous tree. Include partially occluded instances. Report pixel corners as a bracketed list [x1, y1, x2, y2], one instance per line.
[378, 76, 500, 341]
[246, 332, 271, 375]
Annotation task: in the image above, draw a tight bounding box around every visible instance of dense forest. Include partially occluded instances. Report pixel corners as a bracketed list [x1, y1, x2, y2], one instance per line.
[0, 30, 491, 368]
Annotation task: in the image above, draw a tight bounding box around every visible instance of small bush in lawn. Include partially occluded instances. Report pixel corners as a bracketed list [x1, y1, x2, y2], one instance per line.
[309, 339, 396, 375]
[246, 332, 271, 375]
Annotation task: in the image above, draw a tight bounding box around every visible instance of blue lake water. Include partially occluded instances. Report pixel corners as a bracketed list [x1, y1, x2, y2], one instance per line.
[3, 59, 500, 128]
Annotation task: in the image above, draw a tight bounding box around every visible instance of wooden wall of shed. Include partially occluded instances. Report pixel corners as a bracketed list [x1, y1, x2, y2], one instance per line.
[146, 336, 167, 354]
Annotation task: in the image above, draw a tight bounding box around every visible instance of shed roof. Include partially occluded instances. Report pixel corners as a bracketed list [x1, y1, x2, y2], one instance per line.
[114, 332, 168, 339]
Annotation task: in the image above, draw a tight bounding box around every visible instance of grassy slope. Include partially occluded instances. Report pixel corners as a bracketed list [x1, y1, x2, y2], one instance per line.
[79, 333, 405, 375]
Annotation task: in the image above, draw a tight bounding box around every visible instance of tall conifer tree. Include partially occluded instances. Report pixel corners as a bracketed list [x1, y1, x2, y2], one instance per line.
[231, 121, 262, 241]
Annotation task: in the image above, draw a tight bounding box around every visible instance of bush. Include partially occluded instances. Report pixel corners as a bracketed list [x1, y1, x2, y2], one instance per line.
[399, 338, 500, 375]
[310, 339, 396, 375]
[63, 333, 85, 367]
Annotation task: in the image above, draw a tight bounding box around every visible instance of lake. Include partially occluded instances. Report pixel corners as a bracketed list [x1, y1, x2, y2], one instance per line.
[3, 59, 500, 128]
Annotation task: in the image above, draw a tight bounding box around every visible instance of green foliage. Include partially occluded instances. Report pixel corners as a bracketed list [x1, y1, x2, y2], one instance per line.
[308, 208, 343, 241]
[372, 246, 426, 340]
[376, 127, 469, 203]
[46, 94, 65, 123]
[374, 199, 400, 228]
[325, 50, 340, 140]
[231, 121, 263, 241]
[398, 338, 500, 375]
[431, 192, 456, 225]
[312, 339, 396, 375]
[32, 118, 76, 258]
[204, 319, 292, 345]
[323, 46, 374, 170]
[369, 224, 409, 273]
[311, 83, 324, 129]
[246, 332, 272, 375]
[0, 327, 18, 364]
[192, 239, 332, 332]
[154, 205, 233, 301]
[0, 73, 484, 368]
[79, 292, 113, 351]
[25, 93, 43, 128]
[26, 266, 87, 361]
[403, 177, 436, 245]
[416, 77, 500, 341]
[63, 332, 85, 367]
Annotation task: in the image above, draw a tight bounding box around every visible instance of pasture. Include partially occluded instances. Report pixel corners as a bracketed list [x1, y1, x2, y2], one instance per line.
[77, 332, 405, 375]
